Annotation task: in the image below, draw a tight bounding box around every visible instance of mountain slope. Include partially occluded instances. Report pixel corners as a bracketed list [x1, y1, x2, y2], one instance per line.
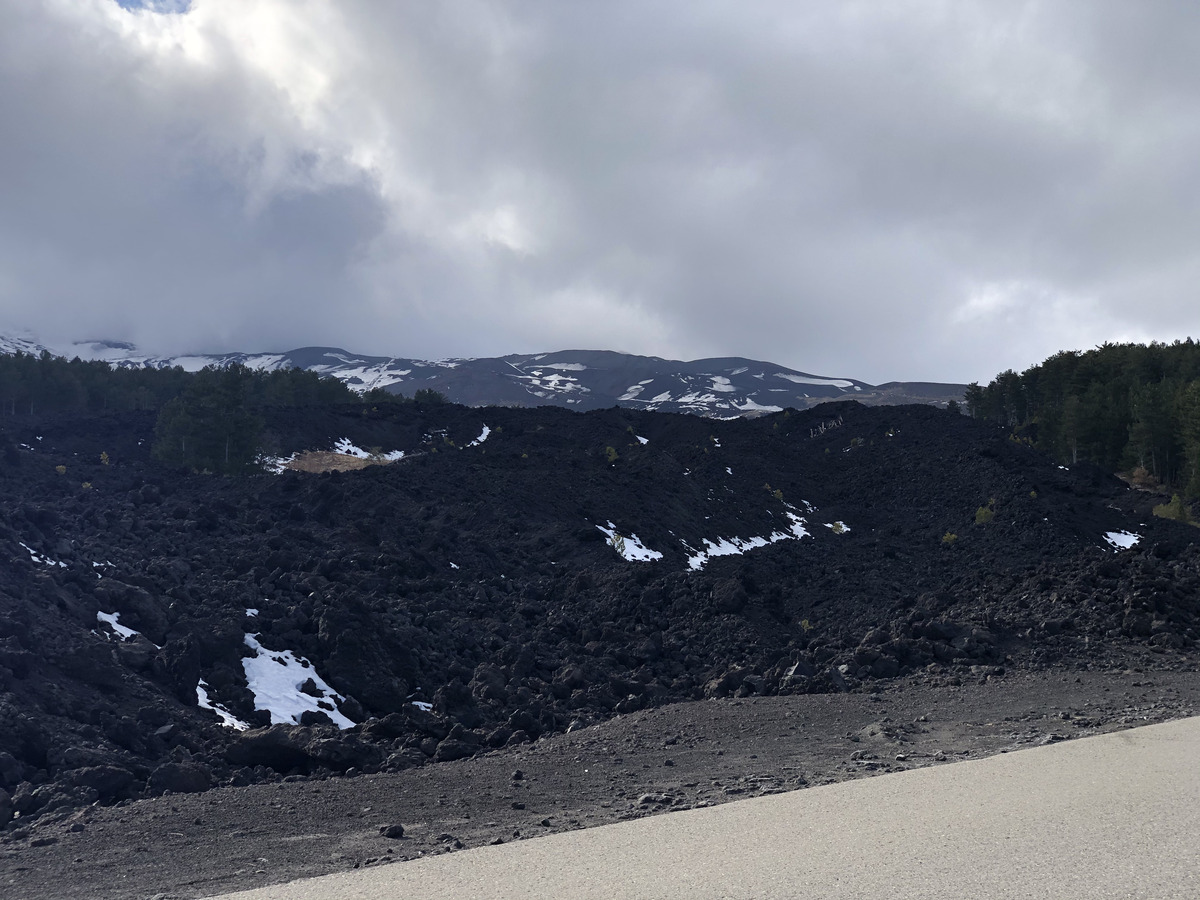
[2, 336, 965, 414]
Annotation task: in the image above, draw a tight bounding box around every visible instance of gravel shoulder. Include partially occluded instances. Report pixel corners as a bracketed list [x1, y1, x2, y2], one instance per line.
[5, 663, 1198, 900]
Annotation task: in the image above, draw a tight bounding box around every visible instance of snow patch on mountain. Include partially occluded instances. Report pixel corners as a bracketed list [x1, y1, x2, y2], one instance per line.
[512, 367, 591, 400]
[735, 398, 784, 413]
[0, 334, 52, 357]
[775, 373, 855, 389]
[0, 332, 966, 416]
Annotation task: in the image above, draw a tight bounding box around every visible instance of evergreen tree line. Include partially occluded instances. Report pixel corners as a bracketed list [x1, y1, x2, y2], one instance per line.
[0, 352, 445, 474]
[151, 364, 365, 474]
[0, 351, 192, 415]
[965, 340, 1200, 496]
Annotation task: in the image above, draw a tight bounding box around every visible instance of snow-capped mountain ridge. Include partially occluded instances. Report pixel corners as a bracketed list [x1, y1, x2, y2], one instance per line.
[0, 335, 965, 414]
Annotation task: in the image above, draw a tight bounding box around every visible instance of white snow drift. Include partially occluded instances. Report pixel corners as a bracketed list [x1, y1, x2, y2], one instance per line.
[242, 633, 355, 729]
[96, 610, 138, 640]
[19, 541, 66, 568]
[596, 522, 664, 562]
[685, 510, 812, 570]
[196, 679, 250, 731]
[333, 438, 405, 461]
[1104, 530, 1141, 550]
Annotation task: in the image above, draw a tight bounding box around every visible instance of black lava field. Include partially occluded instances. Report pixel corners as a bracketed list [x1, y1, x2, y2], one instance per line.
[1, 400, 1197, 827]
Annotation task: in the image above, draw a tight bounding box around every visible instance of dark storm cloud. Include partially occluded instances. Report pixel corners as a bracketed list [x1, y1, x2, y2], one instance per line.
[2, 1, 1199, 382]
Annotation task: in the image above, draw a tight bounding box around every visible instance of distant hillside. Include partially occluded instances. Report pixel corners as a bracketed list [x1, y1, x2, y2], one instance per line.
[0, 335, 965, 416]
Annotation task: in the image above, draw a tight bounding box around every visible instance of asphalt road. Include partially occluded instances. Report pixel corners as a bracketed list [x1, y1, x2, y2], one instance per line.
[206, 715, 1200, 900]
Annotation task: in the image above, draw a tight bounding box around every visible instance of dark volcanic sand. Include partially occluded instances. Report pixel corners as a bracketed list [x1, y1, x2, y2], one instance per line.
[4, 664, 1197, 900]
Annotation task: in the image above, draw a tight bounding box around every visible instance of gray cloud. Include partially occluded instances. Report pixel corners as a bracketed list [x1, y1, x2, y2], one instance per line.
[2, 0, 1199, 383]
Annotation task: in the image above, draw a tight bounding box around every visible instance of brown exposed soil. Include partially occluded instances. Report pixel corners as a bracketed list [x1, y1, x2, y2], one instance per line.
[283, 451, 398, 474]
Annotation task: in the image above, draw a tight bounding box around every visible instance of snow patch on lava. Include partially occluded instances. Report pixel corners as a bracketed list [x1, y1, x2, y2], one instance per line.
[196, 679, 250, 731]
[19, 541, 66, 567]
[685, 510, 812, 570]
[596, 522, 664, 562]
[1104, 531, 1141, 551]
[96, 610, 138, 640]
[243, 634, 355, 729]
[466, 425, 491, 447]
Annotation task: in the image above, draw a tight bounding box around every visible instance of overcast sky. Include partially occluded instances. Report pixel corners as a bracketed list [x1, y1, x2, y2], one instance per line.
[2, 1, 1199, 383]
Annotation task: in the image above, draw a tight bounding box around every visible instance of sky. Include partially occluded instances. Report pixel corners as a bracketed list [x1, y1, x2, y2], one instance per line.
[2, 0, 1199, 383]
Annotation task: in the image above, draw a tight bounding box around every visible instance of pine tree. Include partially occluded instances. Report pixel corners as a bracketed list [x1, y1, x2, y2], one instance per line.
[152, 366, 263, 473]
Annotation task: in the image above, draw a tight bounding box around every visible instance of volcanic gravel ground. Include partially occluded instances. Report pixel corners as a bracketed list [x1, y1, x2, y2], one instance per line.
[2, 666, 1197, 899]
